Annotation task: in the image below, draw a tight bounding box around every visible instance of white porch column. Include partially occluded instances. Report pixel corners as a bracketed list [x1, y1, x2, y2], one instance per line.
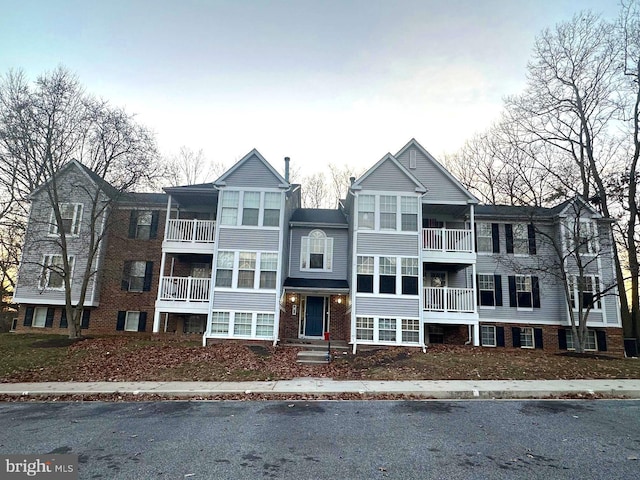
[473, 322, 480, 346]
[152, 310, 161, 333]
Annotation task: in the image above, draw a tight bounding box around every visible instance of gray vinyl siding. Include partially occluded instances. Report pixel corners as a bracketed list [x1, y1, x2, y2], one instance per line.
[355, 296, 420, 317]
[14, 165, 106, 305]
[289, 227, 348, 280]
[357, 233, 419, 256]
[359, 159, 419, 192]
[396, 147, 470, 203]
[218, 228, 280, 251]
[224, 154, 282, 188]
[212, 291, 277, 311]
[281, 187, 300, 285]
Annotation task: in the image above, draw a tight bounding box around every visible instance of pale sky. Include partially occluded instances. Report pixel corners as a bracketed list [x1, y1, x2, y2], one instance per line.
[0, 0, 621, 178]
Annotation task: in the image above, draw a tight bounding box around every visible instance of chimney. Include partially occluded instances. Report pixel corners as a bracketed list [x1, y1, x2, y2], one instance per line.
[284, 157, 290, 183]
[349, 176, 356, 185]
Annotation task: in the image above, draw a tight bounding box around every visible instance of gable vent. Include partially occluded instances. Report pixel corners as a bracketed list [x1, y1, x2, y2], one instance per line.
[409, 149, 417, 169]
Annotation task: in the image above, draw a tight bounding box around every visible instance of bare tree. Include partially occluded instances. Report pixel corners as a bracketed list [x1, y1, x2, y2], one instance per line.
[0, 67, 159, 338]
[163, 146, 227, 186]
[301, 172, 330, 208]
[328, 163, 363, 207]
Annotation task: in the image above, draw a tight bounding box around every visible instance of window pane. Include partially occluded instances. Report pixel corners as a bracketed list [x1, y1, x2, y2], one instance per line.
[401, 197, 418, 213]
[356, 317, 374, 340]
[239, 252, 256, 269]
[125, 311, 140, 332]
[481, 326, 496, 346]
[520, 327, 534, 348]
[379, 257, 396, 275]
[358, 195, 374, 229]
[217, 252, 234, 268]
[357, 275, 374, 293]
[215, 269, 232, 287]
[402, 319, 419, 343]
[401, 258, 418, 276]
[210, 312, 230, 334]
[357, 256, 374, 274]
[222, 191, 239, 207]
[238, 271, 255, 288]
[256, 314, 274, 337]
[264, 193, 280, 208]
[379, 318, 397, 341]
[234, 312, 252, 336]
[33, 308, 47, 327]
[401, 214, 417, 231]
[242, 208, 259, 226]
[309, 253, 324, 269]
[263, 209, 280, 226]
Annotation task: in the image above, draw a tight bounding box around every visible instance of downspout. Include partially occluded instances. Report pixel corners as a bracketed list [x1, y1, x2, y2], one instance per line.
[465, 325, 472, 345]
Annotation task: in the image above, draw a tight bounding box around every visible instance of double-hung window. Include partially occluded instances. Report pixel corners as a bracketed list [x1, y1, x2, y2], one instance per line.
[520, 327, 534, 348]
[126, 261, 146, 292]
[478, 274, 496, 307]
[379, 257, 396, 294]
[378, 318, 397, 342]
[356, 317, 374, 340]
[40, 254, 72, 289]
[401, 258, 419, 295]
[238, 252, 256, 288]
[220, 191, 239, 225]
[135, 211, 152, 239]
[512, 224, 528, 255]
[33, 307, 48, 328]
[356, 256, 374, 293]
[242, 192, 260, 226]
[576, 220, 598, 254]
[263, 193, 281, 227]
[476, 223, 493, 253]
[569, 275, 601, 310]
[259, 253, 278, 289]
[358, 195, 375, 230]
[380, 196, 397, 230]
[515, 275, 533, 308]
[234, 312, 252, 336]
[481, 325, 497, 347]
[300, 230, 333, 271]
[215, 252, 234, 287]
[125, 311, 141, 332]
[49, 203, 83, 236]
[566, 329, 597, 350]
[401, 197, 418, 231]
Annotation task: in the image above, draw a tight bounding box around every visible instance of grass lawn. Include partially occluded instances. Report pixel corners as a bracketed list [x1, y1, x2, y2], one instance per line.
[1, 333, 639, 383]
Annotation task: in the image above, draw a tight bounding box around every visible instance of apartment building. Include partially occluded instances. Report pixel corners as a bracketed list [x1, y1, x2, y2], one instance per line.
[13, 140, 624, 355]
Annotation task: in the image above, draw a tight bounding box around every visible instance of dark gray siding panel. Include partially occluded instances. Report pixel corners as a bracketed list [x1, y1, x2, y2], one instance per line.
[359, 159, 419, 192]
[289, 227, 348, 280]
[355, 296, 420, 317]
[217, 228, 280, 251]
[224, 155, 282, 188]
[212, 291, 277, 311]
[396, 147, 469, 203]
[357, 233, 419, 256]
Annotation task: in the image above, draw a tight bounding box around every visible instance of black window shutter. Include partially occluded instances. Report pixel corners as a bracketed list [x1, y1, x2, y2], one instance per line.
[116, 311, 126, 331]
[45, 307, 55, 328]
[512, 327, 521, 347]
[558, 329, 567, 350]
[534, 328, 544, 349]
[60, 309, 68, 328]
[596, 330, 607, 352]
[476, 275, 480, 305]
[496, 327, 505, 347]
[532, 276, 541, 308]
[494, 275, 503, 306]
[492, 223, 500, 253]
[505, 224, 514, 254]
[528, 224, 537, 254]
[508, 276, 517, 307]
[128, 210, 138, 238]
[138, 312, 148, 332]
[143, 262, 154, 291]
[24, 307, 34, 327]
[150, 211, 159, 239]
[121, 261, 131, 290]
[81, 310, 91, 329]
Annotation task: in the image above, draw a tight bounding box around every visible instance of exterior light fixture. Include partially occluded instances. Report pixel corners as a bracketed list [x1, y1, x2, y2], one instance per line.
[290, 295, 297, 303]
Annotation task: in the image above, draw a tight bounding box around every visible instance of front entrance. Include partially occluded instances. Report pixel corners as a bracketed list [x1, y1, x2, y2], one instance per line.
[303, 296, 326, 337]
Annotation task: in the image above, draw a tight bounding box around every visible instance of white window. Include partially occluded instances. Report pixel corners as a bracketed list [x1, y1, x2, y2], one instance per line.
[577, 220, 598, 254]
[477, 223, 493, 253]
[300, 230, 333, 271]
[569, 276, 601, 310]
[401, 319, 420, 343]
[566, 330, 597, 351]
[210, 312, 230, 334]
[256, 313, 274, 337]
[520, 327, 534, 348]
[234, 312, 253, 336]
[135, 211, 153, 240]
[478, 274, 496, 307]
[125, 311, 140, 332]
[481, 325, 496, 347]
[515, 275, 533, 309]
[356, 317, 374, 340]
[220, 191, 239, 226]
[379, 257, 397, 294]
[238, 252, 256, 288]
[33, 307, 48, 328]
[242, 192, 260, 226]
[127, 261, 146, 292]
[215, 251, 234, 287]
[513, 224, 528, 255]
[356, 256, 374, 293]
[380, 196, 397, 230]
[263, 192, 281, 227]
[401, 258, 419, 295]
[378, 318, 397, 342]
[401, 197, 418, 231]
[259, 253, 278, 289]
[358, 195, 375, 230]
[40, 254, 73, 289]
[49, 203, 83, 236]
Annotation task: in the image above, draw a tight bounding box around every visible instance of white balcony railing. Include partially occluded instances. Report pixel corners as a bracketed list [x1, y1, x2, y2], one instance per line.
[159, 276, 211, 302]
[423, 287, 475, 313]
[422, 228, 473, 252]
[165, 219, 216, 243]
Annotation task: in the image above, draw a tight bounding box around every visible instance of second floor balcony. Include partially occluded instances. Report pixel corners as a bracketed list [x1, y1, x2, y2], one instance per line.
[159, 276, 211, 303]
[163, 219, 216, 253]
[422, 227, 475, 263]
[423, 287, 475, 313]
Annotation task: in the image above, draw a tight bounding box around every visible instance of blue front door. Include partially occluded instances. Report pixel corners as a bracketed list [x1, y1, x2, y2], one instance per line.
[305, 296, 324, 337]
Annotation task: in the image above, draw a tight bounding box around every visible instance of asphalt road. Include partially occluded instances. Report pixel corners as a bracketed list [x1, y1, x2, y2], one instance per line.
[1, 400, 639, 479]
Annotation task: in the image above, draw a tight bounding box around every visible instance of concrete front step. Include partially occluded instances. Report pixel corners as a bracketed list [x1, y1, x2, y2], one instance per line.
[282, 339, 349, 352]
[296, 350, 331, 365]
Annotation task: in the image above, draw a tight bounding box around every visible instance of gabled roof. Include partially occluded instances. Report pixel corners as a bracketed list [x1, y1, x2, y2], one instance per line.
[30, 159, 120, 200]
[214, 149, 288, 188]
[395, 138, 478, 203]
[119, 192, 168, 206]
[290, 208, 348, 227]
[553, 196, 602, 218]
[475, 197, 604, 220]
[351, 153, 426, 193]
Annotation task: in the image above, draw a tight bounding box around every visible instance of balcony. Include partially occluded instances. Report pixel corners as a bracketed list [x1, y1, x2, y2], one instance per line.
[163, 219, 216, 253]
[423, 287, 475, 313]
[159, 276, 211, 302]
[422, 228, 475, 263]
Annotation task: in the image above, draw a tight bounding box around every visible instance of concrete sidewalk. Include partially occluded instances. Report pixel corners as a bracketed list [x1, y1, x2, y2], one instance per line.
[1, 379, 640, 399]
